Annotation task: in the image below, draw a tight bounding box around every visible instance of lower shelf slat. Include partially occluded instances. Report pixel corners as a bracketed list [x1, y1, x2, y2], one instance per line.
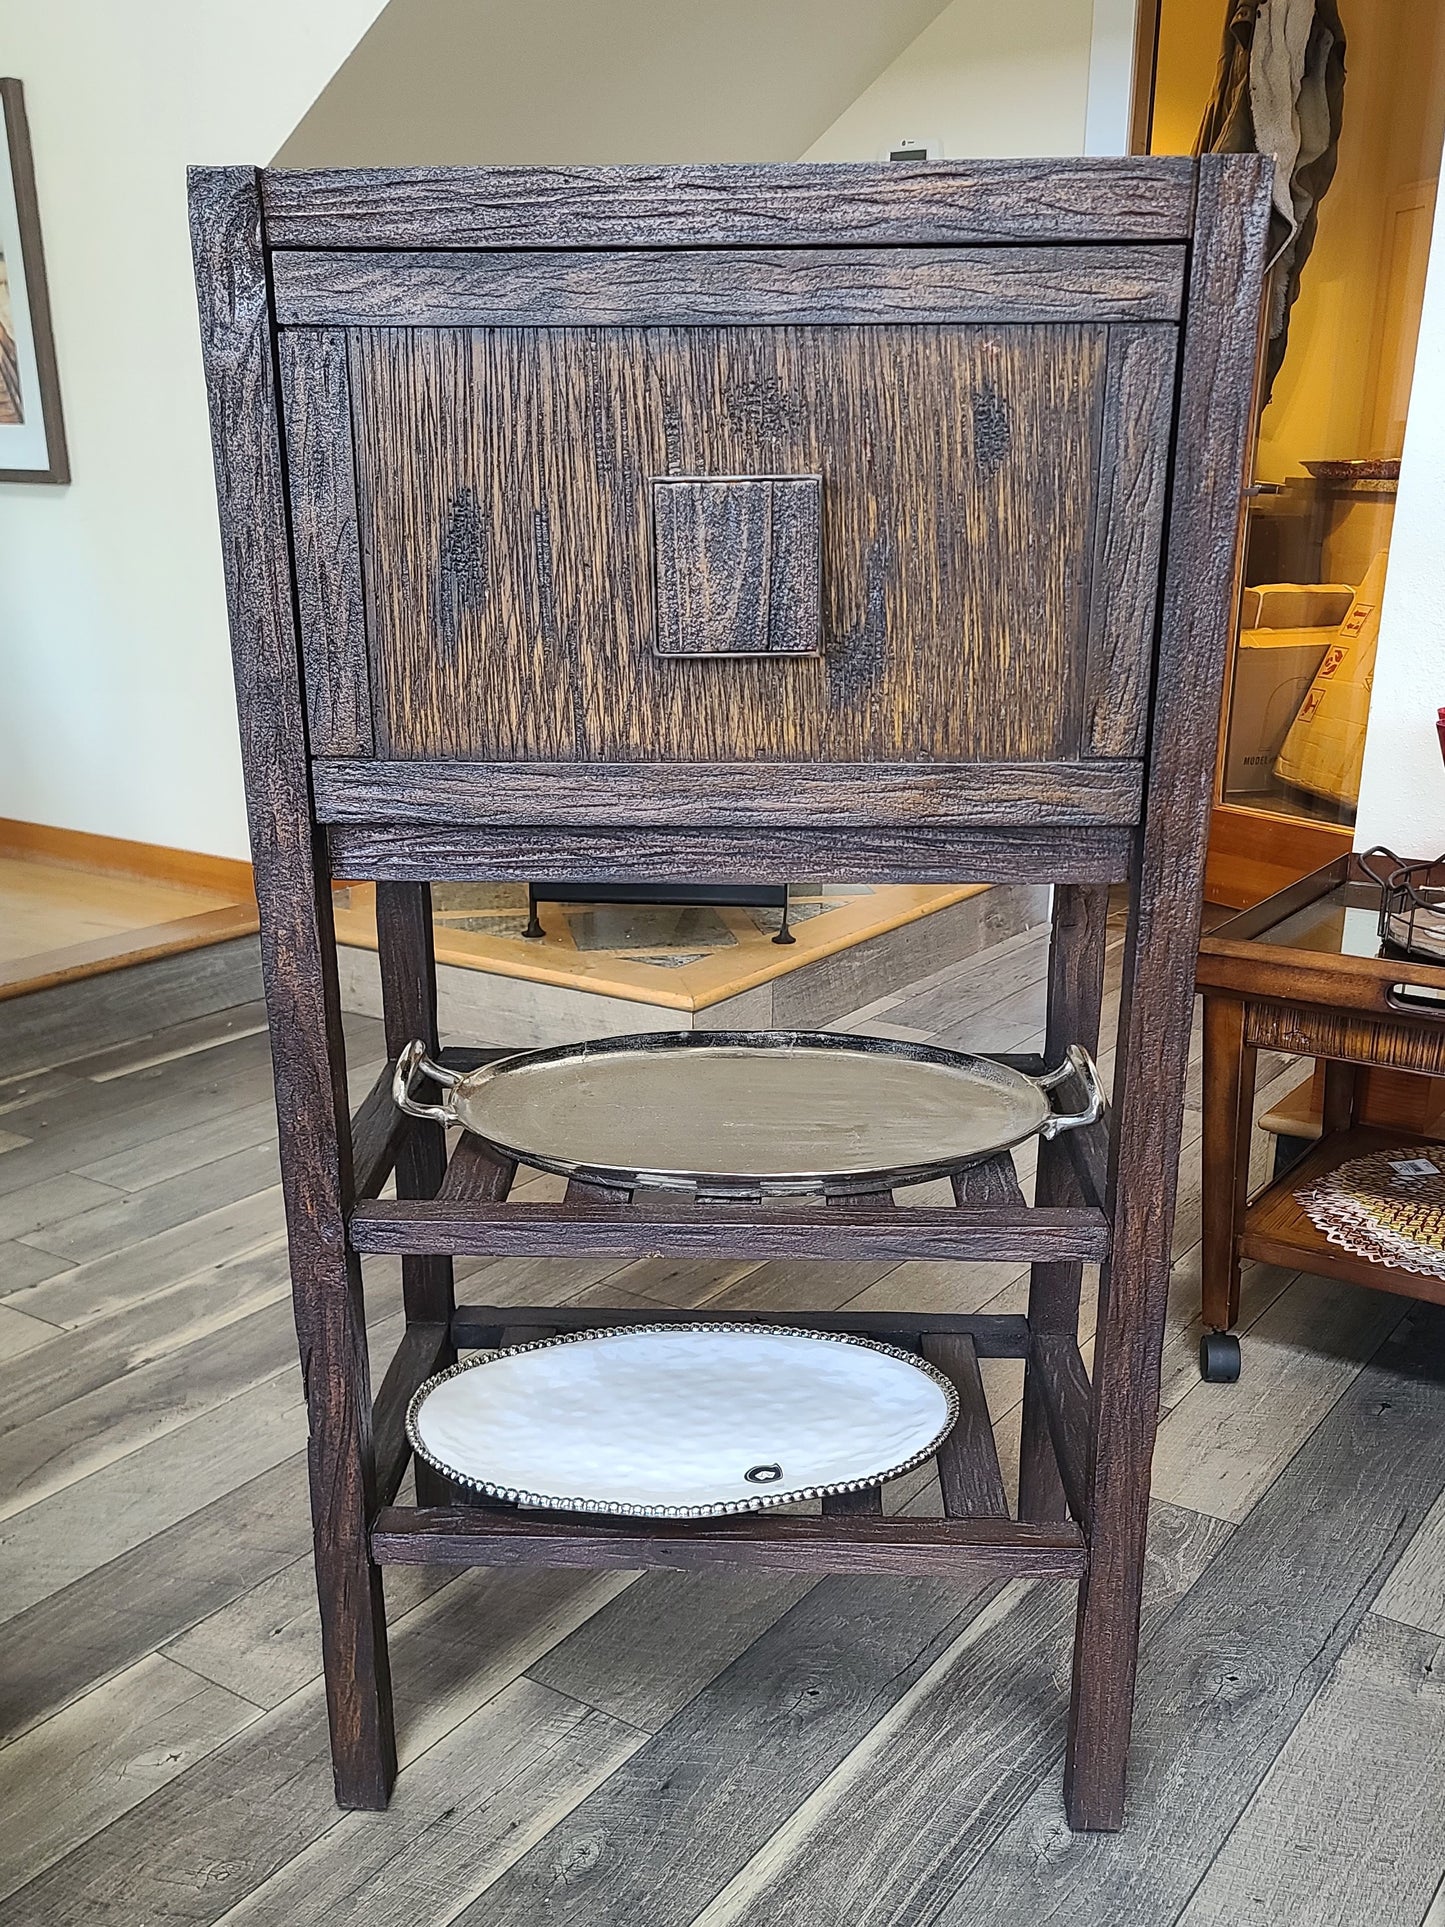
[1031, 1333, 1093, 1525]
[920, 1334, 1009, 1518]
[437, 1135, 517, 1203]
[350, 1060, 409, 1203]
[820, 1485, 886, 1516]
[372, 1320, 451, 1507]
[352, 1198, 1109, 1264]
[371, 1505, 1086, 1577]
[450, 1301, 1031, 1356]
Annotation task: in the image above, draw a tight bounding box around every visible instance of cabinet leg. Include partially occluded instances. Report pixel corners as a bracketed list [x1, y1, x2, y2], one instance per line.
[306, 1248, 398, 1810]
[1201, 994, 1255, 1336]
[1062, 1467, 1144, 1832]
[1020, 884, 1110, 1522]
[375, 881, 456, 1508]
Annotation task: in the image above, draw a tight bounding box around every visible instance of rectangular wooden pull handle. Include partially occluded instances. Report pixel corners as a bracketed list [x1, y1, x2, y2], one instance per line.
[651, 473, 822, 658]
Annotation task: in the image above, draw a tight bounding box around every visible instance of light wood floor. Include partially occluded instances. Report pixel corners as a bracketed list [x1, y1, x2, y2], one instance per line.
[0, 856, 249, 962]
[1, 919, 1442, 1925]
[0, 855, 258, 1000]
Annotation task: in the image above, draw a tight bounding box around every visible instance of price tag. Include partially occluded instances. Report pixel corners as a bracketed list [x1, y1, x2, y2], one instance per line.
[1389, 1157, 1440, 1179]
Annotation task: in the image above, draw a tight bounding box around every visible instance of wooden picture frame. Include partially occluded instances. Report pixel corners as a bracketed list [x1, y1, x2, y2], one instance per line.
[0, 78, 67, 484]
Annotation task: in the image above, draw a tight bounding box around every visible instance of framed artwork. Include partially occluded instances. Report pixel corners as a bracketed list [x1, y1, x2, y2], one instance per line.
[0, 79, 67, 483]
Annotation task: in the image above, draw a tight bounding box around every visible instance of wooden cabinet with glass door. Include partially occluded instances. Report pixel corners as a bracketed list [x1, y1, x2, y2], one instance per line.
[1139, 0, 1445, 907]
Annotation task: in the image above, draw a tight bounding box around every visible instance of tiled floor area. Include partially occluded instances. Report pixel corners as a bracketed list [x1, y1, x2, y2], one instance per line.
[333, 879, 987, 1012]
[0, 918, 1442, 1923]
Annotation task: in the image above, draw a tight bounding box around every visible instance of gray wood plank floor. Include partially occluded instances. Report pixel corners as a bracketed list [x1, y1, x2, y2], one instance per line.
[1, 912, 1441, 1926]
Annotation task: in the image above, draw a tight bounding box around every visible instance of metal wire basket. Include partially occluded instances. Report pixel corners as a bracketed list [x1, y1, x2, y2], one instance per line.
[1358, 847, 1445, 964]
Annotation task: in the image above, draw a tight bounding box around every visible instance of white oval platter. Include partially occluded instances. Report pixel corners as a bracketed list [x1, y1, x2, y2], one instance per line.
[407, 1323, 958, 1518]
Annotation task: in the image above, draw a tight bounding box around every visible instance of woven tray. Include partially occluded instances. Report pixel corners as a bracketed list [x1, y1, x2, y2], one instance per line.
[1297, 1143, 1445, 1279]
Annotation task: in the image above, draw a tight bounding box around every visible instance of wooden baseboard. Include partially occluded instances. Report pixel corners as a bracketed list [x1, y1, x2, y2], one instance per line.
[0, 904, 262, 1003]
[0, 817, 258, 1002]
[0, 817, 254, 899]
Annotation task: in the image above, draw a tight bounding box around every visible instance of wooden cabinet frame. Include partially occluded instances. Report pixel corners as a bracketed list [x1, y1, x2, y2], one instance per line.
[189, 155, 1270, 1830]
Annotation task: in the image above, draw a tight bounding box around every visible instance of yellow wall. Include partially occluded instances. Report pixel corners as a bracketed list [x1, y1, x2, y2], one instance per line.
[1152, 0, 1445, 484]
[1149, 0, 1222, 158]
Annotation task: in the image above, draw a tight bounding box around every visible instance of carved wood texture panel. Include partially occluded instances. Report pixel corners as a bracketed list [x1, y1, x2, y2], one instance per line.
[342, 321, 1164, 764]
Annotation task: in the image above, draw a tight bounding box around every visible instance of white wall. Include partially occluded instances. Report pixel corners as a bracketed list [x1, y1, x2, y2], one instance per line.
[0, 0, 387, 860]
[278, 0, 953, 168]
[803, 0, 1098, 160]
[0, 0, 1128, 859]
[1355, 177, 1445, 858]
[1083, 0, 1139, 157]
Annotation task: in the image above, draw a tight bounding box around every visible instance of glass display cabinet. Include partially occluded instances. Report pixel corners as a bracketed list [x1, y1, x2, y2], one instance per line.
[1142, 0, 1445, 904]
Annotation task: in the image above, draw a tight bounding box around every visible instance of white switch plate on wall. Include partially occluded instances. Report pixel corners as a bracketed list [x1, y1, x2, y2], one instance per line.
[882, 137, 942, 161]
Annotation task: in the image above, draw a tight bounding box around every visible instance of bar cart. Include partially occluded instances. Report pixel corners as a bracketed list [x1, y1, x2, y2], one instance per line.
[190, 154, 1270, 1830]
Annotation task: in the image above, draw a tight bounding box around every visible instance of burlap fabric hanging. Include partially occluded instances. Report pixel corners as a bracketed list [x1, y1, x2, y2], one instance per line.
[1195, 0, 1346, 402]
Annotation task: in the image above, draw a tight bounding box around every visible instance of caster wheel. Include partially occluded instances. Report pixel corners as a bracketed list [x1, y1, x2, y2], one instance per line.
[1199, 1330, 1241, 1383]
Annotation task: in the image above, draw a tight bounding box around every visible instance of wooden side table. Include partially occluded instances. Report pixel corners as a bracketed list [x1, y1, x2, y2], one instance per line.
[1197, 855, 1445, 1379]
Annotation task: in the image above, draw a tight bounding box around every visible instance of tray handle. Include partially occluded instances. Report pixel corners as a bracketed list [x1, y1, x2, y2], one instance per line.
[1036, 1045, 1107, 1139]
[393, 1039, 466, 1126]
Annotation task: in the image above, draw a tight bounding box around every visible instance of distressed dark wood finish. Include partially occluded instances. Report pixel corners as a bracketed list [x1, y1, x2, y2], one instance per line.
[450, 1302, 1033, 1355]
[436, 1133, 517, 1203]
[272, 243, 1186, 330]
[347, 323, 1111, 764]
[188, 166, 395, 1809]
[351, 1197, 1111, 1264]
[1020, 883, 1111, 1524]
[1063, 153, 1272, 1832]
[371, 1506, 1087, 1578]
[312, 760, 1145, 828]
[192, 155, 1270, 1828]
[1082, 328, 1177, 757]
[1033, 1333, 1094, 1526]
[374, 882, 455, 1506]
[1061, 1112, 1110, 1214]
[374, 885, 452, 1321]
[327, 822, 1137, 887]
[920, 1336, 1008, 1518]
[651, 475, 822, 658]
[498, 1325, 557, 1348]
[275, 331, 372, 756]
[563, 1177, 634, 1206]
[950, 1154, 1026, 1208]
[348, 1059, 407, 1202]
[820, 1485, 886, 1517]
[370, 1319, 449, 1508]
[260, 159, 1199, 250]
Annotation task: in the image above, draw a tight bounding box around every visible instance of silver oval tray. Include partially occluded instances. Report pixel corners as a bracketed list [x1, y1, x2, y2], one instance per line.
[394, 1030, 1104, 1198]
[407, 1323, 958, 1516]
